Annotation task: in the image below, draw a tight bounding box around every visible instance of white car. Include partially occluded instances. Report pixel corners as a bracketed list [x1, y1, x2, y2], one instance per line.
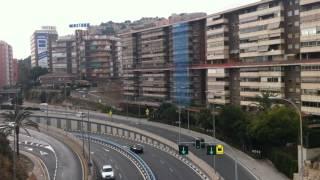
[101, 165, 115, 179]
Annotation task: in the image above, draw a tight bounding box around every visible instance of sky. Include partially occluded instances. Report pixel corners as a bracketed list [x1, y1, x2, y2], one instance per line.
[0, 0, 257, 59]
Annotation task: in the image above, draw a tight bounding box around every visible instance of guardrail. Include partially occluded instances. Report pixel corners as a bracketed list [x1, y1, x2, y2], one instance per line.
[75, 133, 156, 180]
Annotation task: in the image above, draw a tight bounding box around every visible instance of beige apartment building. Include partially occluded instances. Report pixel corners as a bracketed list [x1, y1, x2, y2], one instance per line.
[205, 0, 320, 119]
[52, 35, 77, 74]
[120, 18, 206, 108]
[119, 0, 320, 118]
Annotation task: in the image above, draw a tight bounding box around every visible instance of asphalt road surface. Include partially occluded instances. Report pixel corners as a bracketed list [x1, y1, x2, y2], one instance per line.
[88, 134, 202, 180]
[26, 129, 83, 180]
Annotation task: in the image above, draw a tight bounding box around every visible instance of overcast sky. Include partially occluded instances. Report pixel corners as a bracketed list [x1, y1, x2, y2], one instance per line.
[0, 0, 257, 59]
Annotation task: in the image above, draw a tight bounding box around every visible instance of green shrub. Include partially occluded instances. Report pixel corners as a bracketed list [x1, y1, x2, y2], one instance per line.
[267, 148, 298, 178]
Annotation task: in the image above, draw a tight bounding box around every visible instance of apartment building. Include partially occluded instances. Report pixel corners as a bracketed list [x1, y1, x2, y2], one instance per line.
[204, 0, 320, 119]
[120, 26, 171, 107]
[78, 34, 120, 81]
[52, 35, 77, 74]
[121, 18, 206, 107]
[0, 41, 14, 89]
[30, 26, 58, 70]
[300, 0, 320, 59]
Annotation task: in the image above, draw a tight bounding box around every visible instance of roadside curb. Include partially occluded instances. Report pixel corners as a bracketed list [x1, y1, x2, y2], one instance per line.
[21, 150, 49, 180]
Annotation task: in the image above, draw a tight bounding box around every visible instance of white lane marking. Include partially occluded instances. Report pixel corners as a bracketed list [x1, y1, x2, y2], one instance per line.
[119, 173, 122, 179]
[115, 165, 119, 170]
[169, 167, 174, 173]
[91, 151, 94, 154]
[104, 148, 109, 152]
[40, 151, 48, 156]
[30, 142, 33, 145]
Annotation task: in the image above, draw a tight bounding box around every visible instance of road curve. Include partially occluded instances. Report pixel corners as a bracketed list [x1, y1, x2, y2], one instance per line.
[27, 129, 83, 180]
[89, 134, 202, 180]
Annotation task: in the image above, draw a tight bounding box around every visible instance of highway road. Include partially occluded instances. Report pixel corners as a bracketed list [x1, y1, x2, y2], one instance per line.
[24, 129, 83, 180]
[28, 106, 256, 180]
[87, 113, 255, 180]
[88, 134, 202, 180]
[90, 141, 143, 180]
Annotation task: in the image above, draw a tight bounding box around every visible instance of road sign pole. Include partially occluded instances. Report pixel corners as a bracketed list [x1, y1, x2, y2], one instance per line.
[178, 106, 181, 144]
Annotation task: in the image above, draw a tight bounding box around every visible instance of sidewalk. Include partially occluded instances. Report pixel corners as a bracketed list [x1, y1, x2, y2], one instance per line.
[21, 151, 49, 180]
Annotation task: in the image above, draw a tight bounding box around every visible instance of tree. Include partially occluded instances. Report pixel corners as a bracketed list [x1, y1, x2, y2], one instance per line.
[1, 108, 39, 156]
[254, 91, 277, 111]
[217, 105, 249, 143]
[248, 106, 299, 146]
[153, 103, 178, 124]
[195, 109, 212, 130]
[11, 92, 23, 106]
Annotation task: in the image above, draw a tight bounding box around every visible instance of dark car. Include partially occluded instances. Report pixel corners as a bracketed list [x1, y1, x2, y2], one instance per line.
[130, 144, 144, 154]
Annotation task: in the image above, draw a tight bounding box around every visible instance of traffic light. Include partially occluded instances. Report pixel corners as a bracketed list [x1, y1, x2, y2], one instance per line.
[200, 138, 205, 149]
[216, 144, 224, 155]
[207, 145, 216, 155]
[195, 139, 201, 149]
[178, 145, 189, 155]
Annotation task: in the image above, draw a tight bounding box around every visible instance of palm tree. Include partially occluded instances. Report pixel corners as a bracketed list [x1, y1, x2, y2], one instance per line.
[1, 108, 38, 156]
[253, 91, 278, 111]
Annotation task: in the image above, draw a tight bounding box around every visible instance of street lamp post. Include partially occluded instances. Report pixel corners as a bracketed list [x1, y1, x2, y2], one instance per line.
[87, 108, 91, 173]
[269, 97, 304, 180]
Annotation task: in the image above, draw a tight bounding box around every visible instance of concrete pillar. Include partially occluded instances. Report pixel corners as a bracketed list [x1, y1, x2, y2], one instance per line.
[91, 123, 97, 132]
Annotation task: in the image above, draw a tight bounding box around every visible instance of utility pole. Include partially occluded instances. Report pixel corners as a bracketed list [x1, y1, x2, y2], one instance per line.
[87, 108, 91, 173]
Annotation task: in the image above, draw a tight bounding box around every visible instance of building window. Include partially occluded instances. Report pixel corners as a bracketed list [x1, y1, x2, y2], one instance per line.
[288, 11, 293, 16]
[288, 44, 293, 49]
[294, 21, 300, 27]
[294, 10, 300, 15]
[288, 33, 293, 38]
[295, 43, 300, 49]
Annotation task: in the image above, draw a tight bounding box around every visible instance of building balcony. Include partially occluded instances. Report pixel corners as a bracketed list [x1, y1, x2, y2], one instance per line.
[300, 20, 320, 29]
[240, 39, 284, 49]
[239, 5, 283, 20]
[239, 17, 284, 29]
[240, 91, 261, 97]
[207, 54, 229, 60]
[206, 18, 229, 26]
[301, 106, 320, 115]
[240, 71, 284, 77]
[207, 81, 229, 86]
[239, 28, 284, 39]
[300, 46, 320, 53]
[301, 83, 320, 90]
[207, 45, 229, 52]
[240, 81, 284, 88]
[300, 34, 320, 42]
[240, 49, 284, 58]
[207, 27, 229, 36]
[207, 36, 229, 42]
[300, 0, 320, 6]
[300, 8, 320, 17]
[302, 95, 320, 102]
[301, 71, 320, 77]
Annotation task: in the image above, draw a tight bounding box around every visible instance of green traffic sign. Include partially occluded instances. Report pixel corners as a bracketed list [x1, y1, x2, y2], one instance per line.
[179, 145, 189, 155]
[207, 145, 216, 155]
